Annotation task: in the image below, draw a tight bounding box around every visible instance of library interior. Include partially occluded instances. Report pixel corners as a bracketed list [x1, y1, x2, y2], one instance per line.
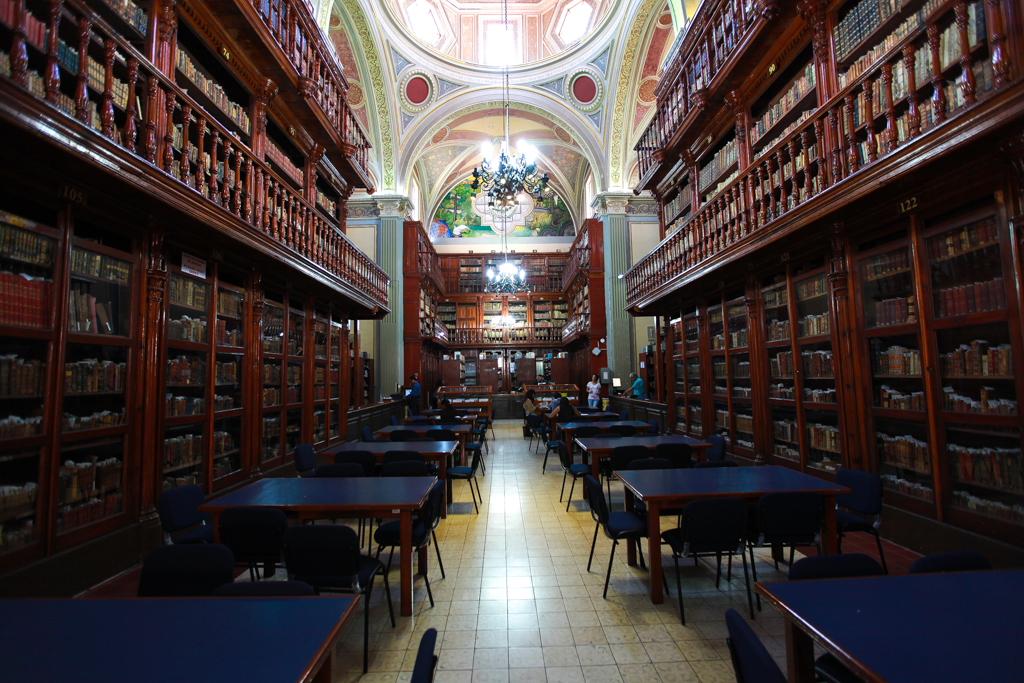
[1, 0, 1023, 680]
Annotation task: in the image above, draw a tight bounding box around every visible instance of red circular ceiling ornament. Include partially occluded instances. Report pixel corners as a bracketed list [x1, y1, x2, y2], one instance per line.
[405, 76, 430, 105]
[572, 75, 597, 104]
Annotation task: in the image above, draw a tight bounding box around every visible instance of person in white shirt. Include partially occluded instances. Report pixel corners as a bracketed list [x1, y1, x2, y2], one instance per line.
[586, 374, 602, 409]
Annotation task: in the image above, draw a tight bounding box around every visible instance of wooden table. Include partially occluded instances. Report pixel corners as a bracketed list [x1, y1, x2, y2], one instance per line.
[575, 435, 710, 483]
[755, 570, 1024, 683]
[545, 410, 619, 434]
[557, 421, 653, 454]
[423, 407, 484, 417]
[0, 595, 358, 682]
[403, 415, 476, 425]
[326, 440, 458, 518]
[375, 424, 472, 464]
[199, 477, 435, 616]
[616, 466, 850, 605]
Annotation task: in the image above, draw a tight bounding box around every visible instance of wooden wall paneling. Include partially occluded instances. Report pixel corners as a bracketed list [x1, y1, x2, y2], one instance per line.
[248, 269, 264, 477]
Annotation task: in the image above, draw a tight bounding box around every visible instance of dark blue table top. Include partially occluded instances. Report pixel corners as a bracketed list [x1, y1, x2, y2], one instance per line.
[326, 441, 459, 456]
[558, 420, 650, 431]
[0, 596, 357, 683]
[198, 477, 435, 511]
[758, 570, 1024, 683]
[376, 425, 470, 434]
[576, 435, 710, 452]
[616, 465, 848, 501]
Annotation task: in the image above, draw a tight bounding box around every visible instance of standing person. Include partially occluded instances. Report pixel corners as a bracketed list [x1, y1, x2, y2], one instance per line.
[407, 373, 421, 416]
[627, 372, 647, 400]
[586, 374, 602, 409]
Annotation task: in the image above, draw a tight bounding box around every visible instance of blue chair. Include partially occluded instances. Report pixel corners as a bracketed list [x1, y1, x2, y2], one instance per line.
[374, 481, 445, 603]
[608, 425, 636, 437]
[749, 492, 823, 611]
[834, 468, 888, 573]
[647, 419, 659, 435]
[725, 608, 786, 683]
[430, 429, 458, 442]
[619, 410, 629, 421]
[412, 628, 439, 683]
[294, 444, 316, 477]
[382, 451, 424, 465]
[526, 414, 544, 452]
[283, 524, 395, 673]
[218, 507, 287, 581]
[390, 415, 399, 426]
[662, 498, 753, 623]
[605, 445, 649, 500]
[390, 429, 418, 442]
[213, 580, 315, 596]
[706, 435, 726, 461]
[157, 484, 214, 544]
[138, 544, 235, 597]
[654, 442, 692, 469]
[334, 450, 376, 476]
[361, 426, 376, 442]
[583, 475, 648, 598]
[542, 427, 562, 473]
[313, 463, 364, 478]
[909, 549, 992, 574]
[558, 442, 590, 511]
[694, 460, 737, 468]
[449, 447, 484, 514]
[381, 460, 430, 477]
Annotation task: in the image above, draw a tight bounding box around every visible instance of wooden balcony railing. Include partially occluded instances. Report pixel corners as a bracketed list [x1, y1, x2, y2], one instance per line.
[561, 317, 587, 341]
[416, 226, 446, 295]
[243, 0, 373, 187]
[561, 227, 591, 290]
[446, 326, 566, 346]
[3, 0, 388, 311]
[626, 0, 1013, 309]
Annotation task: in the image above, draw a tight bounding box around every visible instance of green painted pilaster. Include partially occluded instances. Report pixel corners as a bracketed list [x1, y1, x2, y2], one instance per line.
[375, 196, 411, 399]
[596, 193, 634, 382]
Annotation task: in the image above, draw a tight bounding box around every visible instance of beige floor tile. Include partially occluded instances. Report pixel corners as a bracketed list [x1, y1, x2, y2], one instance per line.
[544, 666, 585, 683]
[543, 646, 582, 667]
[509, 647, 546, 669]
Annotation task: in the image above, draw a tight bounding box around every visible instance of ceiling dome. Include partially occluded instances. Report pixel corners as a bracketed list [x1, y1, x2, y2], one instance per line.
[390, 0, 610, 65]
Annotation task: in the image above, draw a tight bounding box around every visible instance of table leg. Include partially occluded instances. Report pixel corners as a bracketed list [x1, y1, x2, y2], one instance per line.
[625, 489, 636, 566]
[784, 619, 816, 683]
[441, 454, 451, 519]
[311, 652, 333, 683]
[459, 435, 466, 466]
[400, 510, 413, 617]
[647, 501, 663, 604]
[822, 495, 838, 554]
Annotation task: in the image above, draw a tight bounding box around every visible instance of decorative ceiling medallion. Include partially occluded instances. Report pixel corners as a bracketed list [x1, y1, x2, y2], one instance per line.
[391, 48, 413, 75]
[658, 10, 672, 27]
[553, 126, 573, 143]
[638, 76, 658, 104]
[536, 77, 566, 98]
[348, 82, 364, 107]
[399, 71, 435, 112]
[431, 126, 450, 144]
[567, 68, 603, 112]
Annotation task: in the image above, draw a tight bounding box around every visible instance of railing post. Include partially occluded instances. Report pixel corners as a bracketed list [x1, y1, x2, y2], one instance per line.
[101, 38, 116, 138]
[928, 24, 948, 124]
[179, 103, 191, 183]
[162, 89, 175, 174]
[955, 1, 977, 106]
[44, 0, 62, 105]
[74, 15, 90, 123]
[10, 0, 28, 88]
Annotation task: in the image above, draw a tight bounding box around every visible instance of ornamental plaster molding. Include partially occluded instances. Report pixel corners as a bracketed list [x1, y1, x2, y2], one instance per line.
[375, 195, 414, 217]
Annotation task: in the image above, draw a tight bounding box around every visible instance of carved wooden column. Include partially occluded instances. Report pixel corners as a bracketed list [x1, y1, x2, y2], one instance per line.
[726, 90, 750, 171]
[10, 0, 28, 88]
[745, 271, 769, 464]
[139, 226, 169, 522]
[339, 319, 350, 437]
[251, 78, 277, 163]
[339, 186, 353, 235]
[248, 269, 264, 478]
[304, 144, 326, 206]
[664, 314, 676, 430]
[74, 15, 90, 123]
[986, 0, 1010, 89]
[154, 0, 176, 77]
[826, 224, 861, 469]
[798, 0, 833, 100]
[43, 0, 62, 105]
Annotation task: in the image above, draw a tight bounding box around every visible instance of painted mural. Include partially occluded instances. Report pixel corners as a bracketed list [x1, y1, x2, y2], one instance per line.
[430, 180, 575, 239]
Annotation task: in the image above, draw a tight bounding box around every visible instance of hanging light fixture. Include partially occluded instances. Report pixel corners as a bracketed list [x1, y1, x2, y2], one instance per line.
[485, 211, 529, 294]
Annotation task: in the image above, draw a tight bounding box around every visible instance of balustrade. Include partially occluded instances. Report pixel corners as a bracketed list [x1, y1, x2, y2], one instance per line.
[446, 326, 567, 346]
[561, 226, 591, 290]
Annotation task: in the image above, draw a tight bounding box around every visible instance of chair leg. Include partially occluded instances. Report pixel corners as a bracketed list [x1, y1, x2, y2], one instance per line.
[541, 449, 549, 472]
[559, 472, 567, 501]
[636, 539, 646, 569]
[837, 529, 844, 553]
[748, 544, 761, 612]
[674, 556, 685, 625]
[432, 530, 445, 579]
[740, 550, 754, 620]
[715, 551, 722, 589]
[872, 529, 888, 574]
[249, 564, 257, 582]
[566, 477, 577, 512]
[467, 478, 479, 514]
[362, 578, 372, 673]
[587, 523, 600, 572]
[386, 547, 395, 574]
[423, 566, 434, 608]
[473, 477, 483, 510]
[603, 540, 617, 599]
[789, 545, 795, 567]
[380, 570, 396, 627]
[727, 553, 733, 582]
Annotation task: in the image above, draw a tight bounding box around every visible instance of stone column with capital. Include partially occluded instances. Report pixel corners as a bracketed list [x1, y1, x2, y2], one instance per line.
[375, 195, 413, 399]
[595, 193, 635, 383]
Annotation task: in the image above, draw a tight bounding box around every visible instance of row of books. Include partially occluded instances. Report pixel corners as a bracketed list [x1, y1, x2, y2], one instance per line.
[763, 287, 787, 308]
[770, 351, 794, 379]
[734, 386, 752, 398]
[698, 137, 737, 191]
[72, 248, 131, 284]
[175, 49, 251, 135]
[266, 139, 303, 186]
[217, 290, 244, 318]
[862, 247, 910, 280]
[86, 55, 131, 110]
[807, 423, 841, 453]
[873, 345, 921, 376]
[796, 274, 827, 300]
[773, 418, 798, 443]
[833, 0, 903, 62]
[878, 432, 930, 472]
[216, 320, 242, 347]
[838, 0, 944, 87]
[882, 473, 934, 500]
[64, 359, 125, 394]
[711, 334, 726, 351]
[262, 387, 281, 407]
[0, 355, 44, 397]
[871, 296, 916, 327]
[806, 387, 837, 403]
[167, 355, 205, 385]
[769, 383, 794, 399]
[733, 360, 751, 378]
[939, 342, 1012, 377]
[798, 313, 830, 337]
[3, 272, 51, 329]
[167, 394, 204, 417]
[101, 0, 148, 35]
[212, 430, 235, 455]
[948, 443, 1022, 492]
[0, 414, 42, 439]
[735, 413, 754, 434]
[802, 350, 834, 378]
[951, 490, 1023, 523]
[933, 277, 1005, 318]
[712, 362, 727, 379]
[315, 190, 337, 216]
[58, 492, 120, 530]
[880, 385, 926, 410]
[929, 217, 998, 260]
[287, 365, 303, 384]
[752, 110, 818, 161]
[285, 387, 302, 404]
[767, 319, 790, 342]
[162, 475, 199, 491]
[214, 361, 238, 385]
[61, 408, 124, 432]
[0, 220, 53, 266]
[941, 386, 1016, 415]
[68, 288, 118, 335]
[214, 394, 235, 411]
[169, 276, 208, 309]
[164, 433, 203, 467]
[168, 316, 206, 343]
[729, 329, 748, 348]
[715, 409, 729, 429]
[774, 444, 800, 461]
[0, 0, 44, 48]
[751, 64, 816, 145]
[263, 362, 281, 384]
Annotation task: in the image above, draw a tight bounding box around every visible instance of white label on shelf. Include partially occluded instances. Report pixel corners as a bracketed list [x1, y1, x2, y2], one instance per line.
[182, 252, 207, 279]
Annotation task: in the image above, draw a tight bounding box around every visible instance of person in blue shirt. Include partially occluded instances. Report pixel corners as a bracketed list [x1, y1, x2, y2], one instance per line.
[407, 373, 421, 416]
[628, 372, 647, 400]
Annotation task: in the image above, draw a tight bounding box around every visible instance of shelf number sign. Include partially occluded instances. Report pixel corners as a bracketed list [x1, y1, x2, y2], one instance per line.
[59, 184, 87, 206]
[898, 197, 918, 214]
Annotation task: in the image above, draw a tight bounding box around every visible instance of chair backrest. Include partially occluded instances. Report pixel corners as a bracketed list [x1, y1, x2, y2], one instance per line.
[609, 425, 637, 437]
[407, 416, 432, 422]
[313, 463, 365, 478]
[694, 460, 737, 468]
[283, 525, 362, 589]
[390, 415, 399, 426]
[407, 437, 436, 442]
[411, 628, 439, 683]
[381, 460, 430, 477]
[600, 413, 620, 421]
[138, 544, 235, 597]
[526, 414, 543, 432]
[680, 498, 749, 555]
[610, 445, 650, 471]
[431, 429, 458, 441]
[157, 484, 207, 534]
[619, 410, 629, 421]
[382, 451, 425, 465]
[421, 481, 445, 531]
[213, 580, 315, 596]
[909, 549, 992, 574]
[294, 444, 316, 473]
[834, 468, 883, 516]
[557, 441, 574, 470]
[789, 553, 885, 581]
[466, 446, 483, 475]
[626, 458, 673, 471]
[647, 419, 659, 435]
[583, 475, 609, 527]
[361, 426, 375, 442]
[334, 451, 375, 476]
[390, 429, 418, 442]
[218, 507, 287, 561]
[706, 434, 726, 461]
[756, 492, 823, 546]
[725, 608, 786, 683]
[653, 443, 692, 469]
[575, 426, 603, 439]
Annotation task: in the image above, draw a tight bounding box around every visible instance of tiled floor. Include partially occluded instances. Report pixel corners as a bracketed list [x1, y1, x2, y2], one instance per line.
[326, 421, 803, 683]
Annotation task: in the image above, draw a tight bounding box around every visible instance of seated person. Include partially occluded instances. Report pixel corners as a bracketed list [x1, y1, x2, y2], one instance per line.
[523, 389, 539, 416]
[548, 396, 579, 424]
[439, 398, 458, 421]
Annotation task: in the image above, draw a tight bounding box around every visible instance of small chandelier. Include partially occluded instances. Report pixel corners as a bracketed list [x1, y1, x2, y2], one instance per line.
[496, 313, 517, 327]
[486, 256, 528, 294]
